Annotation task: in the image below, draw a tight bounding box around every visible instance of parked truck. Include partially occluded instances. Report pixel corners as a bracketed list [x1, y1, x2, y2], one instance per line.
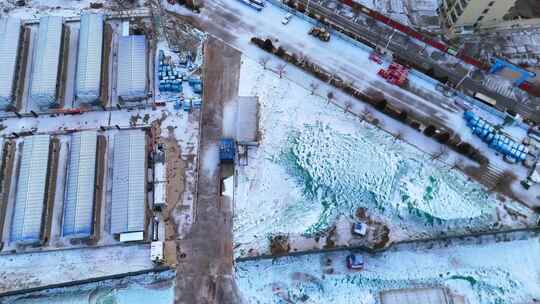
[309, 26, 330, 42]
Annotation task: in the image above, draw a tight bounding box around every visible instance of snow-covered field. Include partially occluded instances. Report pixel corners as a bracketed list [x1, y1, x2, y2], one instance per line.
[236, 236, 540, 304]
[2, 270, 175, 304]
[233, 56, 537, 257]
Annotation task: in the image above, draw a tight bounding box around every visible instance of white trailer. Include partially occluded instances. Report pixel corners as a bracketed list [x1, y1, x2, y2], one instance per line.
[151, 241, 164, 263]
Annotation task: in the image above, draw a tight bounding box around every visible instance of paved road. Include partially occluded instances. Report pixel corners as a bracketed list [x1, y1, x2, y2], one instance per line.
[174, 37, 242, 304]
[299, 0, 540, 122]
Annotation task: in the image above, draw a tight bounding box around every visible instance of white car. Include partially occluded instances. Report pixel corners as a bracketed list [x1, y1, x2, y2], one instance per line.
[282, 13, 293, 25]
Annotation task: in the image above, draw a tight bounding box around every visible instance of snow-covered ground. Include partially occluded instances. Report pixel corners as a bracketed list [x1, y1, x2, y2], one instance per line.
[233, 56, 538, 257]
[2, 270, 175, 304]
[235, 236, 540, 304]
[0, 244, 156, 294]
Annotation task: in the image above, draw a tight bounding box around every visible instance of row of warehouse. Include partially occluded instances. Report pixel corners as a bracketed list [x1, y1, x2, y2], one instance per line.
[0, 130, 149, 248]
[0, 13, 148, 111]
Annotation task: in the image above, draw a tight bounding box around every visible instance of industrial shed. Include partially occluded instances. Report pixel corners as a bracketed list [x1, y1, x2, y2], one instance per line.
[10, 135, 51, 243]
[62, 131, 97, 237]
[29, 16, 63, 109]
[117, 35, 147, 102]
[75, 13, 103, 104]
[0, 17, 21, 110]
[110, 130, 146, 235]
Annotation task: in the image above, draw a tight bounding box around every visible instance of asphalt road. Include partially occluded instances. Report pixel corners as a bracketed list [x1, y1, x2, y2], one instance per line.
[299, 0, 540, 122]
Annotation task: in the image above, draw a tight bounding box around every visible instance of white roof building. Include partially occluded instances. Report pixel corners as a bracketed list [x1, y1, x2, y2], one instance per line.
[0, 17, 22, 110]
[110, 130, 146, 234]
[117, 35, 147, 102]
[10, 135, 50, 243]
[29, 16, 63, 109]
[75, 13, 104, 104]
[62, 131, 98, 237]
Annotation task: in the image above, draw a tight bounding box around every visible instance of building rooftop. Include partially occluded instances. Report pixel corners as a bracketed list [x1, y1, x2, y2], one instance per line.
[62, 131, 98, 237]
[10, 135, 51, 243]
[75, 13, 104, 104]
[0, 17, 22, 110]
[29, 16, 63, 109]
[110, 130, 146, 234]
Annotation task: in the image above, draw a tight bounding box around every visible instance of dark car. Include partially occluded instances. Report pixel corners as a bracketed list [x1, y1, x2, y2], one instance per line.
[346, 253, 364, 270]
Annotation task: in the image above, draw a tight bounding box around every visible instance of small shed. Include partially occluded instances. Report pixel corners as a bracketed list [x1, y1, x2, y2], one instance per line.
[236, 96, 259, 145]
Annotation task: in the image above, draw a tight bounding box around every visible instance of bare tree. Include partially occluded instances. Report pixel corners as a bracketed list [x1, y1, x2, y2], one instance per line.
[344, 100, 352, 113]
[259, 56, 271, 70]
[393, 131, 403, 144]
[276, 63, 287, 78]
[326, 91, 335, 104]
[309, 82, 320, 95]
[431, 146, 448, 161]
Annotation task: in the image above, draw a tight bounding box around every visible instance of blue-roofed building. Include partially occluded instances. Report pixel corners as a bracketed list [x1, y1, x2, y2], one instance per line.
[10, 135, 50, 243]
[62, 131, 98, 237]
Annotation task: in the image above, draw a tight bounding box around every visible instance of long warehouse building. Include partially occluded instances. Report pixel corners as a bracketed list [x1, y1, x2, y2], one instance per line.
[110, 130, 146, 235]
[0, 17, 22, 110]
[117, 35, 147, 102]
[75, 13, 103, 105]
[29, 16, 63, 109]
[62, 131, 98, 237]
[10, 135, 51, 243]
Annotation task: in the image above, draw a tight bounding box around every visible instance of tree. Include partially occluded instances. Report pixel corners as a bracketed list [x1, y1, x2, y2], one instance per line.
[276, 63, 287, 78]
[344, 100, 352, 113]
[393, 131, 403, 144]
[262, 39, 274, 52]
[431, 146, 448, 160]
[326, 91, 335, 104]
[424, 125, 436, 137]
[309, 82, 320, 95]
[259, 56, 271, 70]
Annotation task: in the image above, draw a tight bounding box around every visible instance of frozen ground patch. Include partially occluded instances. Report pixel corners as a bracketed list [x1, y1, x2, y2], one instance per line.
[233, 56, 537, 256]
[235, 237, 540, 304]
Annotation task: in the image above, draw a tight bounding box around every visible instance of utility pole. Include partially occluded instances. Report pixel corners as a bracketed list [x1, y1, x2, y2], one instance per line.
[456, 66, 474, 89]
[306, 0, 311, 14]
[385, 29, 396, 50]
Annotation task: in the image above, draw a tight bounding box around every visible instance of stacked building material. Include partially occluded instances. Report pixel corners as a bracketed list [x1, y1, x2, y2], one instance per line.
[464, 111, 528, 162]
[158, 50, 182, 93]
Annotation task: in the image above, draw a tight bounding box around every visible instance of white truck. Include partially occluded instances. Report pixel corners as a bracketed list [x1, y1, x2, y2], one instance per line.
[151, 241, 164, 264]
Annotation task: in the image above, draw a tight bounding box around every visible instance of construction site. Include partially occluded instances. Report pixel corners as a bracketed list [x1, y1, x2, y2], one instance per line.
[0, 0, 540, 303]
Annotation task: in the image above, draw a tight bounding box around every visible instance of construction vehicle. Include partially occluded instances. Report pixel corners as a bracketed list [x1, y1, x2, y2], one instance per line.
[377, 62, 409, 87]
[309, 26, 330, 42]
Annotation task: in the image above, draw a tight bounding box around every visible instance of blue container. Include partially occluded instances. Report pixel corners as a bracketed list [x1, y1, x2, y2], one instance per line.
[219, 138, 235, 163]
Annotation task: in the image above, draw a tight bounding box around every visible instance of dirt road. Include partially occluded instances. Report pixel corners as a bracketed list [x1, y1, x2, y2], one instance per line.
[174, 37, 242, 304]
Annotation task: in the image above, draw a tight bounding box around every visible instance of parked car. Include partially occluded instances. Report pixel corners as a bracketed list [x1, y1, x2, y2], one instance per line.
[346, 253, 364, 270]
[282, 13, 293, 25]
[352, 222, 367, 236]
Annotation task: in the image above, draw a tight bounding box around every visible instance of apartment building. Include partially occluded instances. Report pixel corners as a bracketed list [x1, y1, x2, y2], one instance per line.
[438, 0, 517, 32]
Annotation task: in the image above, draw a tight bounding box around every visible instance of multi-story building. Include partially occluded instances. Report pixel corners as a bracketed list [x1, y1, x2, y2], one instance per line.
[438, 0, 517, 33]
